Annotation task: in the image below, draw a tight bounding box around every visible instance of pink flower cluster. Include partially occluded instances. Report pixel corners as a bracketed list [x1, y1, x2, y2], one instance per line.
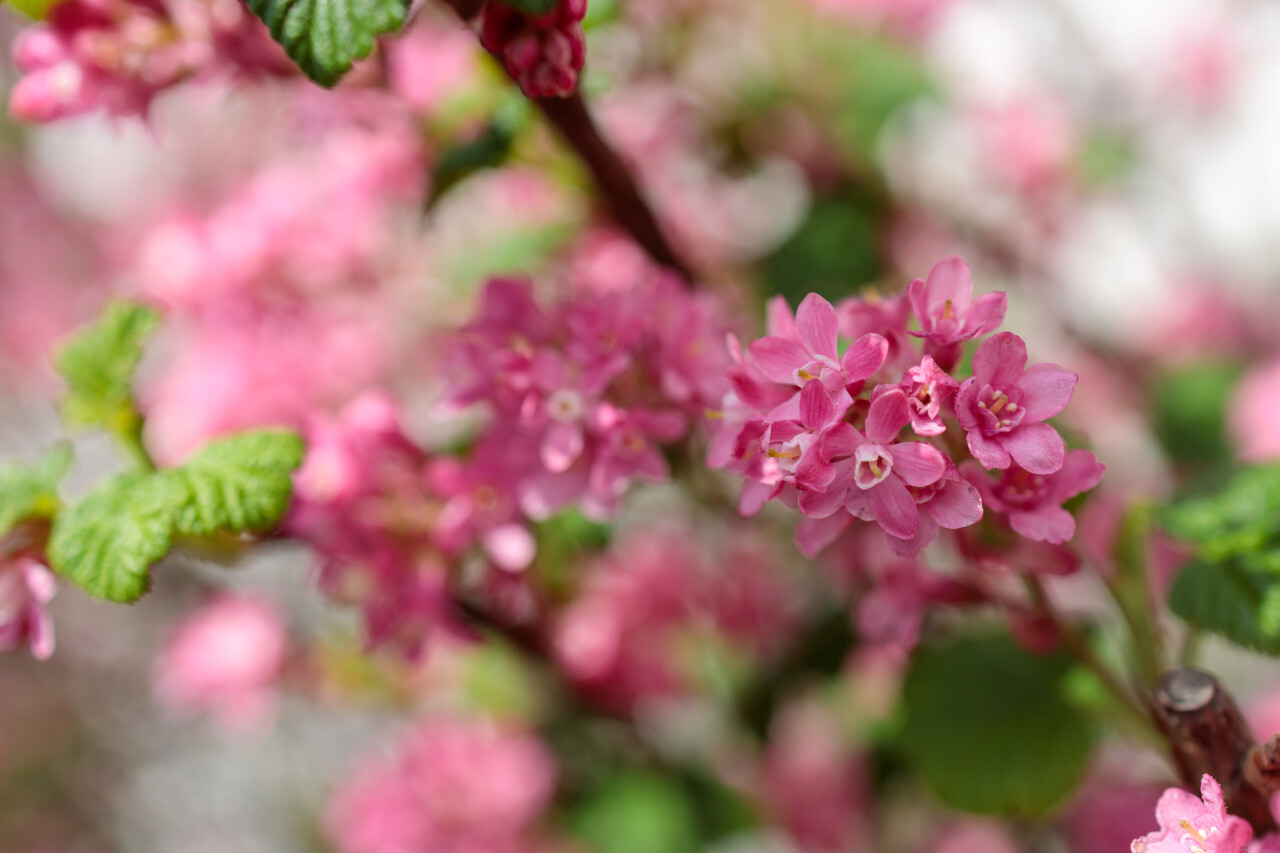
[712, 255, 1099, 557]
[446, 275, 729, 521]
[152, 592, 287, 732]
[0, 557, 57, 661]
[288, 392, 534, 660]
[327, 718, 556, 853]
[552, 527, 796, 712]
[135, 122, 423, 462]
[480, 0, 587, 99]
[10, 0, 290, 122]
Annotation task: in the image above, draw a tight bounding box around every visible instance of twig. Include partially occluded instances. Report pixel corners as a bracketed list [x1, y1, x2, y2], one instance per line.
[1153, 668, 1278, 834]
[435, 0, 697, 282]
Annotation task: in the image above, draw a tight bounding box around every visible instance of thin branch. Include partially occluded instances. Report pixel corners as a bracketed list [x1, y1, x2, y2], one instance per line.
[436, 0, 698, 282]
[1153, 668, 1279, 834]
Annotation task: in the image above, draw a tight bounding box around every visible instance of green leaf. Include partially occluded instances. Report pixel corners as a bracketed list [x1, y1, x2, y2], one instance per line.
[494, 0, 560, 14]
[1150, 362, 1243, 467]
[899, 634, 1094, 816]
[245, 0, 410, 87]
[165, 430, 305, 536]
[568, 772, 700, 853]
[1169, 557, 1280, 654]
[1164, 465, 1280, 560]
[0, 445, 72, 539]
[3, 0, 57, 19]
[48, 472, 182, 602]
[56, 301, 160, 433]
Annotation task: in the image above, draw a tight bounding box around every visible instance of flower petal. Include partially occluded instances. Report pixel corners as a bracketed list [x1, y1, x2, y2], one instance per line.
[1001, 422, 1066, 475]
[822, 422, 862, 460]
[796, 293, 840, 358]
[541, 423, 584, 473]
[972, 331, 1027, 389]
[739, 479, 782, 516]
[800, 379, 836, 430]
[1009, 505, 1076, 543]
[1018, 363, 1077, 422]
[926, 254, 973, 309]
[1046, 449, 1106, 503]
[925, 479, 984, 529]
[963, 291, 1007, 337]
[967, 428, 1012, 470]
[796, 514, 852, 557]
[888, 441, 946, 487]
[749, 336, 809, 384]
[765, 295, 797, 341]
[869, 476, 919, 539]
[797, 470, 852, 517]
[866, 389, 910, 443]
[841, 332, 888, 382]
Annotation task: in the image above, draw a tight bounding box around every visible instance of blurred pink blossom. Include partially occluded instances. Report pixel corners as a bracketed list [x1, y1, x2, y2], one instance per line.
[1229, 358, 1280, 463]
[0, 557, 57, 661]
[327, 718, 556, 853]
[153, 592, 287, 732]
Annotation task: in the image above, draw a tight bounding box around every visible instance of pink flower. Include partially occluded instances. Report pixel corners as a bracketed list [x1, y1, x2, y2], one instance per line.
[964, 449, 1105, 544]
[747, 293, 888, 402]
[327, 718, 556, 853]
[1131, 774, 1252, 852]
[0, 557, 56, 661]
[798, 389, 947, 541]
[480, 0, 587, 99]
[1229, 358, 1280, 463]
[898, 355, 959, 436]
[9, 0, 289, 123]
[153, 593, 287, 732]
[907, 256, 1007, 356]
[955, 332, 1077, 475]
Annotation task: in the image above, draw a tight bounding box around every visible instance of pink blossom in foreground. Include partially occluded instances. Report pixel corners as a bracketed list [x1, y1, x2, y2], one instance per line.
[0, 557, 57, 661]
[327, 718, 555, 853]
[153, 593, 286, 732]
[480, 0, 587, 99]
[9, 0, 290, 123]
[963, 449, 1105, 544]
[955, 332, 1077, 475]
[907, 255, 1006, 368]
[1131, 774, 1252, 852]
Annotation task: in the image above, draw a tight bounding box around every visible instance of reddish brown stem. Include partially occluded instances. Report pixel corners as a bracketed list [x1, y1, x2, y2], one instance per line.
[1153, 668, 1278, 833]
[435, 0, 697, 282]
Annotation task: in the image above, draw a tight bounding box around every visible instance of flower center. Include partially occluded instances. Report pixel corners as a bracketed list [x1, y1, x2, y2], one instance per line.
[546, 389, 586, 424]
[976, 386, 1023, 434]
[853, 443, 894, 489]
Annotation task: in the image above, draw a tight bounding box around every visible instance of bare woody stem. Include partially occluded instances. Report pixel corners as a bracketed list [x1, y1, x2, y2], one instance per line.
[1154, 668, 1280, 834]
[435, 0, 697, 282]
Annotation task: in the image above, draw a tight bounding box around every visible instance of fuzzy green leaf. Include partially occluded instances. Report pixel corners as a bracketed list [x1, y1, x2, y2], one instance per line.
[165, 430, 305, 536]
[0, 445, 72, 540]
[56, 301, 160, 433]
[1163, 465, 1280, 560]
[900, 634, 1094, 817]
[245, 0, 410, 87]
[48, 472, 182, 602]
[1169, 557, 1280, 654]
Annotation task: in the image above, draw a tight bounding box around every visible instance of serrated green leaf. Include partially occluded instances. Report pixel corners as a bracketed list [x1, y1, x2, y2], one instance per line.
[56, 301, 160, 433]
[1164, 465, 1280, 559]
[495, 0, 560, 14]
[1169, 557, 1280, 654]
[165, 430, 304, 536]
[0, 445, 72, 539]
[245, 0, 409, 87]
[899, 634, 1094, 817]
[48, 472, 182, 602]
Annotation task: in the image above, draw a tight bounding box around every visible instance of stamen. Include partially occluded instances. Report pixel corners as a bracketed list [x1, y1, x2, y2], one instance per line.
[989, 392, 1009, 415]
[942, 299, 954, 321]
